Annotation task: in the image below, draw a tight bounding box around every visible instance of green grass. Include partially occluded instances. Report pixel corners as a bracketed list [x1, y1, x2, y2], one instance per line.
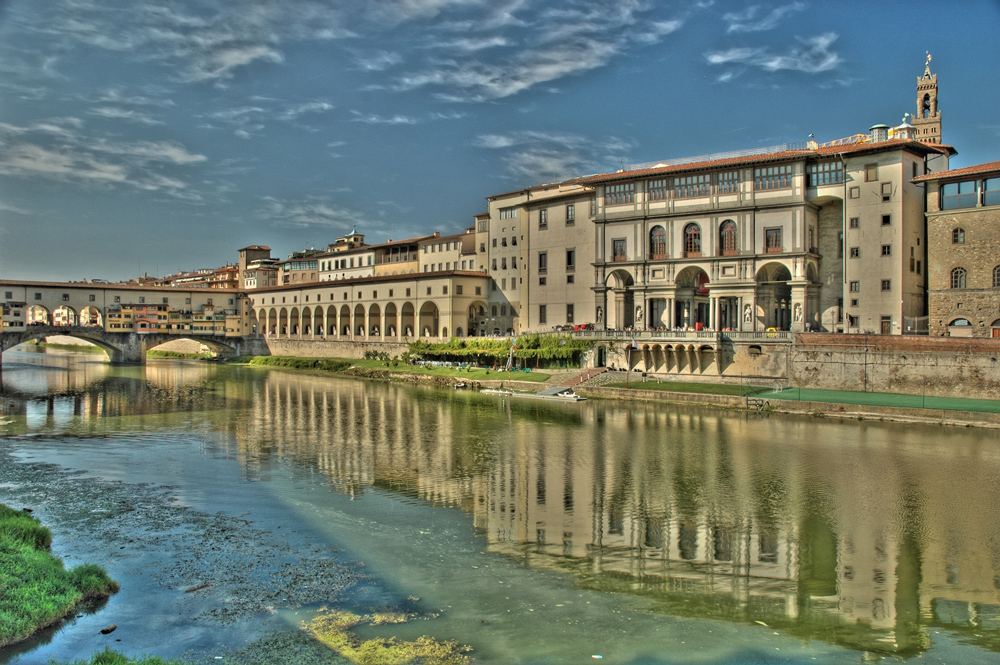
[59, 648, 187, 665]
[0, 504, 119, 648]
[146, 350, 214, 360]
[246, 356, 551, 382]
[603, 380, 769, 396]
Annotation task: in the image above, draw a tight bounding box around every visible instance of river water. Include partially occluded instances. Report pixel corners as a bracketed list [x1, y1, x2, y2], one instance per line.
[2, 347, 1000, 664]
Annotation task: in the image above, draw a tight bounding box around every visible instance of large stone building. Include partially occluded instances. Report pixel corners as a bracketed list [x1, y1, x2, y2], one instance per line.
[917, 161, 1000, 337]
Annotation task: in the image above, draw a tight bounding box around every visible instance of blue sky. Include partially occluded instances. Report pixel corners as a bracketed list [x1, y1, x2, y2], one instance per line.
[1, 0, 998, 282]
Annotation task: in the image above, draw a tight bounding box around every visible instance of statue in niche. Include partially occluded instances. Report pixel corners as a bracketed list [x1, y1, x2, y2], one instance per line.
[793, 303, 802, 322]
[743, 304, 752, 323]
[635, 305, 643, 321]
[596, 306, 603, 323]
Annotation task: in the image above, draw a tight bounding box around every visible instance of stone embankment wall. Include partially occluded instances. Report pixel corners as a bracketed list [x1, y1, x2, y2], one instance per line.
[263, 338, 408, 359]
[602, 333, 1000, 399]
[790, 334, 1000, 399]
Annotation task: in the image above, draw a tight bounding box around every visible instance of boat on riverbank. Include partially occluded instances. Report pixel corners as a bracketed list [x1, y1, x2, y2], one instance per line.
[481, 388, 587, 402]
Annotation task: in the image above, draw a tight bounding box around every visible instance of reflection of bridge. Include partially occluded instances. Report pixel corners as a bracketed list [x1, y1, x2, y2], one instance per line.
[0, 325, 243, 363]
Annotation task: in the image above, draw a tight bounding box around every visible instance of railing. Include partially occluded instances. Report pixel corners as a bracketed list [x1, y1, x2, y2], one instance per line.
[570, 329, 794, 343]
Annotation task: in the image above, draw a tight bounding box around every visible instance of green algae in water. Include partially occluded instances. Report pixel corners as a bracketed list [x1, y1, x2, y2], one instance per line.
[304, 610, 472, 665]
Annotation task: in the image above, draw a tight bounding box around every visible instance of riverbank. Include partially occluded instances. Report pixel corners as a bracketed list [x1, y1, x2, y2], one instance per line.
[0, 504, 119, 649]
[230, 355, 1000, 428]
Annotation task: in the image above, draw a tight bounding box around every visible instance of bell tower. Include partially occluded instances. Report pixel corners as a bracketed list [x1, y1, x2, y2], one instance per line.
[912, 52, 941, 144]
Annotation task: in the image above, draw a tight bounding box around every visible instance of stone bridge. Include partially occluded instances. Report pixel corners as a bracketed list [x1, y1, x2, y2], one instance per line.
[0, 326, 243, 364]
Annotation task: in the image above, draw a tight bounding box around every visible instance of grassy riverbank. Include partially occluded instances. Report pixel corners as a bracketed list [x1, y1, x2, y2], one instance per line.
[146, 349, 214, 360]
[242, 355, 551, 383]
[0, 504, 119, 648]
[61, 649, 185, 665]
[602, 379, 770, 396]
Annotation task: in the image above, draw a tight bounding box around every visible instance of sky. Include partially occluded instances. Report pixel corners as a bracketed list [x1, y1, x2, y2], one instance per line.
[0, 0, 998, 283]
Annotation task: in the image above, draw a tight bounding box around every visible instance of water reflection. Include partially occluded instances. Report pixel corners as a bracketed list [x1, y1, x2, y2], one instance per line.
[4, 355, 1000, 658]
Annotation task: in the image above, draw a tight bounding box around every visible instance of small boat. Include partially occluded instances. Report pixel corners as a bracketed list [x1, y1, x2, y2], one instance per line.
[454, 382, 467, 389]
[480, 388, 586, 402]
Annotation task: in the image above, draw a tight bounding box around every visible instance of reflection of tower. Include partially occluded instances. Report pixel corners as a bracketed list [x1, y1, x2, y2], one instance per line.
[912, 53, 941, 144]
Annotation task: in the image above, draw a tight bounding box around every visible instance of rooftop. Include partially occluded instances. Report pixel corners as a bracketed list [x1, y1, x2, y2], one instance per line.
[912, 159, 1000, 182]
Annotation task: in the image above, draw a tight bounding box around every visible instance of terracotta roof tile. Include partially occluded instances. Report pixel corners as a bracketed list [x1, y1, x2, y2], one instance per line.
[580, 139, 953, 185]
[912, 159, 1000, 182]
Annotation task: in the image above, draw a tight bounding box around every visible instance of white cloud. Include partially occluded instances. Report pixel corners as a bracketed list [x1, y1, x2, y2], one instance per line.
[473, 130, 632, 181]
[354, 51, 403, 71]
[89, 106, 164, 125]
[260, 196, 375, 230]
[0, 200, 33, 215]
[705, 33, 841, 75]
[723, 3, 805, 33]
[350, 111, 420, 125]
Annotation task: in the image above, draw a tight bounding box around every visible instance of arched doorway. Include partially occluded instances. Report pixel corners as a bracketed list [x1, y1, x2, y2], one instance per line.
[674, 266, 710, 330]
[603, 269, 635, 330]
[419, 302, 439, 338]
[755, 263, 793, 331]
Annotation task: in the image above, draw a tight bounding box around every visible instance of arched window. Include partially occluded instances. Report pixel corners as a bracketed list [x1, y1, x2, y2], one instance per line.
[649, 225, 666, 259]
[684, 223, 701, 257]
[950, 267, 967, 289]
[993, 266, 1000, 288]
[491, 305, 498, 316]
[719, 220, 737, 256]
[922, 93, 932, 118]
[953, 228, 965, 244]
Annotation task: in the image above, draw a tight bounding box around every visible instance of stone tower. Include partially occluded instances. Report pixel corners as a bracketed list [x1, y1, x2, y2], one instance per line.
[912, 53, 941, 144]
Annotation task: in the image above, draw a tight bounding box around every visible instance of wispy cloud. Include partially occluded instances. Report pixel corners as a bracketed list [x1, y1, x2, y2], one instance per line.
[392, 1, 684, 101]
[706, 32, 841, 75]
[350, 111, 420, 125]
[89, 106, 164, 125]
[0, 200, 33, 215]
[354, 50, 403, 71]
[204, 99, 335, 136]
[0, 120, 206, 195]
[474, 130, 632, 181]
[722, 3, 805, 33]
[260, 196, 375, 230]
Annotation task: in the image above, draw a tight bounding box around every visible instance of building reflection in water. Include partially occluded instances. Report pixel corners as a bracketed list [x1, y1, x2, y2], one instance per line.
[237, 372, 1000, 657]
[5, 360, 1000, 657]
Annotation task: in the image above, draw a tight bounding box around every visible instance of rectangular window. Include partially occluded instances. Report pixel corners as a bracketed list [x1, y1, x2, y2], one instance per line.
[89, 294, 96, 302]
[941, 180, 978, 210]
[539, 209, 548, 228]
[881, 279, 891, 291]
[717, 170, 739, 194]
[648, 179, 669, 201]
[406, 288, 411, 296]
[114, 296, 121, 303]
[539, 305, 547, 324]
[807, 161, 844, 186]
[865, 164, 878, 182]
[3, 291, 10, 299]
[443, 286, 448, 295]
[673, 173, 709, 198]
[567, 274, 574, 284]
[754, 164, 792, 190]
[881, 244, 892, 256]
[499, 206, 518, 219]
[850, 281, 860, 292]
[849, 216, 860, 229]
[456, 285, 462, 295]
[475, 287, 481, 295]
[849, 186, 860, 199]
[538, 252, 547, 272]
[539, 276, 546, 285]
[985, 177, 1000, 207]
[491, 259, 497, 270]
[612, 238, 628, 262]
[851, 299, 859, 307]
[566, 249, 575, 270]
[501, 258, 507, 270]
[881, 182, 893, 201]
[590, 197, 597, 216]
[426, 287, 432, 295]
[566, 304, 574, 323]
[604, 183, 635, 205]
[477, 219, 488, 232]
[850, 247, 860, 258]
[882, 214, 891, 226]
[764, 228, 782, 253]
[566, 204, 575, 223]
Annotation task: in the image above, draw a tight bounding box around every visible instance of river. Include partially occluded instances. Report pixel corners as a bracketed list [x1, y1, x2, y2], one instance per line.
[1, 347, 999, 664]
